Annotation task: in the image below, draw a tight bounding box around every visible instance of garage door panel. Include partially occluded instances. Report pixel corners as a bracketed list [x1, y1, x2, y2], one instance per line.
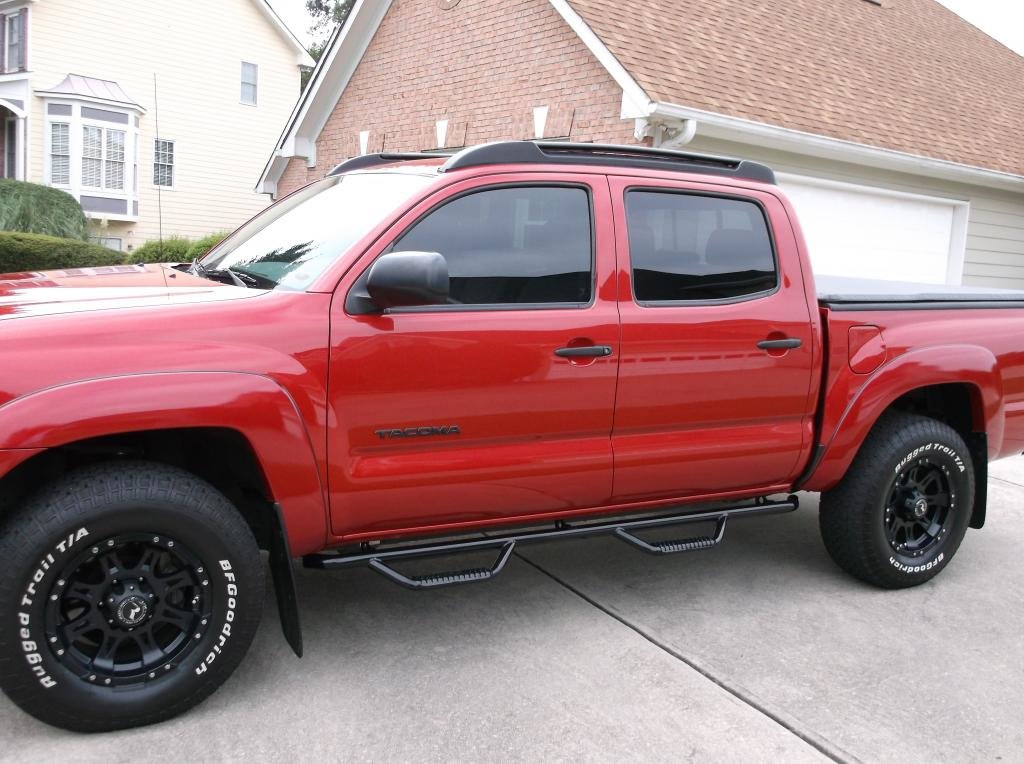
[779, 176, 963, 285]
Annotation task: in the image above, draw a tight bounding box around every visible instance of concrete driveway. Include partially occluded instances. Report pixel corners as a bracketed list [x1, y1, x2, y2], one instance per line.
[3, 459, 1023, 762]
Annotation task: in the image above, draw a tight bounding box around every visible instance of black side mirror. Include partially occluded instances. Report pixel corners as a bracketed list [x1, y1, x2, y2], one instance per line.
[365, 251, 449, 310]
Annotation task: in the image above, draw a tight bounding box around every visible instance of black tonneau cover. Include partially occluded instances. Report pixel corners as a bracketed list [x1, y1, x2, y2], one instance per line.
[816, 275, 1024, 311]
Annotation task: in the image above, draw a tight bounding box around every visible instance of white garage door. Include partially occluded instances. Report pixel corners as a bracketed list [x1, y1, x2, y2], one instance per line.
[778, 174, 968, 285]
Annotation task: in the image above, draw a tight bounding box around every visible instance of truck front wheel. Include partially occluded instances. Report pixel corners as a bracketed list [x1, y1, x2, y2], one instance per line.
[0, 462, 264, 731]
[819, 412, 974, 589]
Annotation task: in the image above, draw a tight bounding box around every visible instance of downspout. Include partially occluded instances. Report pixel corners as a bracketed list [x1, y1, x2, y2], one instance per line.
[635, 114, 698, 149]
[656, 119, 697, 149]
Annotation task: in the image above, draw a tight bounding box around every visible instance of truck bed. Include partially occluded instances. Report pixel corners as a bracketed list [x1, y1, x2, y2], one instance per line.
[816, 275, 1024, 309]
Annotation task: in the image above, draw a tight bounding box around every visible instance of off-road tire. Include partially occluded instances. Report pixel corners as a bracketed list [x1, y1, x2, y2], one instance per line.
[0, 461, 263, 732]
[820, 412, 974, 589]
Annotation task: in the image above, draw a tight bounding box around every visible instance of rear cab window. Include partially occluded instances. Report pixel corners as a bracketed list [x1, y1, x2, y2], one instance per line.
[625, 190, 778, 304]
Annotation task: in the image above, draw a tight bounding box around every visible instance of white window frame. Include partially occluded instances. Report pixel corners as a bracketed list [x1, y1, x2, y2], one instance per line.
[153, 138, 175, 189]
[240, 61, 258, 106]
[42, 99, 140, 222]
[81, 123, 126, 192]
[89, 236, 123, 251]
[48, 121, 70, 186]
[3, 9, 27, 73]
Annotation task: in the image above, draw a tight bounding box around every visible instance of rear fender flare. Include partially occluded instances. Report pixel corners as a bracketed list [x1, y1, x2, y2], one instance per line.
[803, 344, 1002, 492]
[0, 372, 328, 554]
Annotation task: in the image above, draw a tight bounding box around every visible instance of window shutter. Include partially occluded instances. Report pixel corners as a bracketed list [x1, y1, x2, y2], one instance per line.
[18, 8, 27, 71]
[0, 16, 6, 75]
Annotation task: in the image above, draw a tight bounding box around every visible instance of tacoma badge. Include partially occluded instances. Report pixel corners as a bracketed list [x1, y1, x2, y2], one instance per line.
[375, 425, 462, 440]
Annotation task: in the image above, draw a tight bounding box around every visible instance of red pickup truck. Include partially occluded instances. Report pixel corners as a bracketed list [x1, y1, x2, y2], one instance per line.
[1, 142, 1022, 731]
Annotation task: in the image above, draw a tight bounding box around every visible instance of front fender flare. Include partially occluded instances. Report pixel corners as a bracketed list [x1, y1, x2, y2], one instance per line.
[803, 344, 1003, 493]
[0, 372, 328, 555]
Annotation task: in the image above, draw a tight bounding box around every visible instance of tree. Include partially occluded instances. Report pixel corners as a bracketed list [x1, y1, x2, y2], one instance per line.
[301, 0, 356, 89]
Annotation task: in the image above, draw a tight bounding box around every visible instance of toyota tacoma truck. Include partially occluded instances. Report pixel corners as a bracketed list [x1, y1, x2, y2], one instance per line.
[1, 141, 1023, 732]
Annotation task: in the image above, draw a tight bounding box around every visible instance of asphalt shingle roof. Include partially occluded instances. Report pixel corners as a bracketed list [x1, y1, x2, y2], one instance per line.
[565, 0, 1024, 176]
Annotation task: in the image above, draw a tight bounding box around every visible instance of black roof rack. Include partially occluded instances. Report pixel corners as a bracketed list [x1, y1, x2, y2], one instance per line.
[328, 152, 450, 176]
[442, 141, 776, 184]
[328, 142, 776, 185]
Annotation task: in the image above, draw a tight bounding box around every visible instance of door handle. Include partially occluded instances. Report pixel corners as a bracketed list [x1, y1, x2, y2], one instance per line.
[555, 345, 613, 358]
[757, 338, 802, 351]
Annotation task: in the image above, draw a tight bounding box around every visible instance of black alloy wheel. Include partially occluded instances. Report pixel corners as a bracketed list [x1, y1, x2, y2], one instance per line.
[884, 459, 956, 559]
[46, 534, 211, 687]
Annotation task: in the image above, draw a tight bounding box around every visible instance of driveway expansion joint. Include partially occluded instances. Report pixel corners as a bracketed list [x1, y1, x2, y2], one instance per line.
[514, 551, 860, 764]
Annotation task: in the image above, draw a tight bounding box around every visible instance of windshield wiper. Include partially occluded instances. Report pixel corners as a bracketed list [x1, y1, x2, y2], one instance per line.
[190, 259, 262, 289]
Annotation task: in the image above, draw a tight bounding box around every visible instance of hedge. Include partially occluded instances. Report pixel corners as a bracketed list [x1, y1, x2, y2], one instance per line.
[0, 180, 89, 241]
[125, 235, 194, 264]
[0, 231, 125, 274]
[185, 231, 230, 261]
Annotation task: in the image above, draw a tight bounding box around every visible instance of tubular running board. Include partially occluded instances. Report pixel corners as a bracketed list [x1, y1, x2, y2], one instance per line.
[304, 496, 798, 590]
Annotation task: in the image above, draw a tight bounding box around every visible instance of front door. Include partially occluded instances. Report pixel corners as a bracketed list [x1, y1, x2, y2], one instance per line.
[609, 176, 818, 502]
[327, 174, 619, 539]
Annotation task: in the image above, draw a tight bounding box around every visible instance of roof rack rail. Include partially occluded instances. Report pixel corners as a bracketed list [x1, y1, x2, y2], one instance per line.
[328, 151, 450, 176]
[441, 141, 776, 184]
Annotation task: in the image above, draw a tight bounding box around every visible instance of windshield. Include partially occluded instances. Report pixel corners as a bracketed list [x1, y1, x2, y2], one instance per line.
[201, 172, 432, 290]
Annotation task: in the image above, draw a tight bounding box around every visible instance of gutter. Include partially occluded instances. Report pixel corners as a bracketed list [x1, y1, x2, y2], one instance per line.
[644, 101, 1024, 194]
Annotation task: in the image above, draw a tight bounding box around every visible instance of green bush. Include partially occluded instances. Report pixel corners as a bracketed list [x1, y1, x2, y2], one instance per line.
[0, 179, 89, 241]
[126, 235, 194, 264]
[0, 231, 125, 274]
[185, 231, 230, 261]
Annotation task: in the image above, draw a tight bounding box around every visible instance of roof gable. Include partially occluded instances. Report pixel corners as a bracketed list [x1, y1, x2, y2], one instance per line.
[258, 0, 1023, 193]
[564, 0, 1023, 178]
[250, 0, 316, 66]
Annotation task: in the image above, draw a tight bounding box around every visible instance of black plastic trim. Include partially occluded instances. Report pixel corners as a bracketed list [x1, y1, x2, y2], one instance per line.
[267, 502, 303, 658]
[821, 300, 1024, 312]
[441, 141, 777, 184]
[329, 152, 449, 176]
[968, 432, 988, 530]
[554, 345, 613, 358]
[758, 338, 802, 350]
[792, 444, 827, 491]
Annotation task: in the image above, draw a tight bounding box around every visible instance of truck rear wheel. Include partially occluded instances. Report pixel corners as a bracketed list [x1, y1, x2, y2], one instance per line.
[819, 412, 974, 589]
[0, 462, 263, 731]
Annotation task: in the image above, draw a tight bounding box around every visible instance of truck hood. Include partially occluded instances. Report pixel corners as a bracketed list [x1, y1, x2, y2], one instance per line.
[0, 264, 261, 319]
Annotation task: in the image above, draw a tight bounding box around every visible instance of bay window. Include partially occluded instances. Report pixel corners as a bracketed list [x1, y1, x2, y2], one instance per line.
[80, 125, 125, 191]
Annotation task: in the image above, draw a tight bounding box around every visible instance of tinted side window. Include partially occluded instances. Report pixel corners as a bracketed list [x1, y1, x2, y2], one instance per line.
[626, 191, 777, 302]
[392, 186, 592, 306]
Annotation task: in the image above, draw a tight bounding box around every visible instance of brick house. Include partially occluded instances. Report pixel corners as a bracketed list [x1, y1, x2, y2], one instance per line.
[258, 0, 1024, 288]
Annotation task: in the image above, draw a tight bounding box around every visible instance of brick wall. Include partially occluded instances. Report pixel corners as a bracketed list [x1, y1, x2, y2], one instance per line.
[277, 0, 636, 196]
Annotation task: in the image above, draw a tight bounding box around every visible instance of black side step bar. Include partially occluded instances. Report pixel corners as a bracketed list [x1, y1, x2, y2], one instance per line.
[367, 541, 516, 590]
[304, 496, 798, 589]
[615, 515, 728, 555]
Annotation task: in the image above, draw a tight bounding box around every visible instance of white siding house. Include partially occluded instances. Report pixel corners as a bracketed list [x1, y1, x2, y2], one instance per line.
[0, 0, 312, 252]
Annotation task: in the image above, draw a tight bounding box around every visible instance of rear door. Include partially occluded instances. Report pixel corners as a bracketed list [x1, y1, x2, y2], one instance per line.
[327, 173, 619, 538]
[609, 176, 817, 502]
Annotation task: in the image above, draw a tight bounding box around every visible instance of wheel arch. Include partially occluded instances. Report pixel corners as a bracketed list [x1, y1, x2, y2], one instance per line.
[802, 344, 1000, 529]
[0, 372, 329, 555]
